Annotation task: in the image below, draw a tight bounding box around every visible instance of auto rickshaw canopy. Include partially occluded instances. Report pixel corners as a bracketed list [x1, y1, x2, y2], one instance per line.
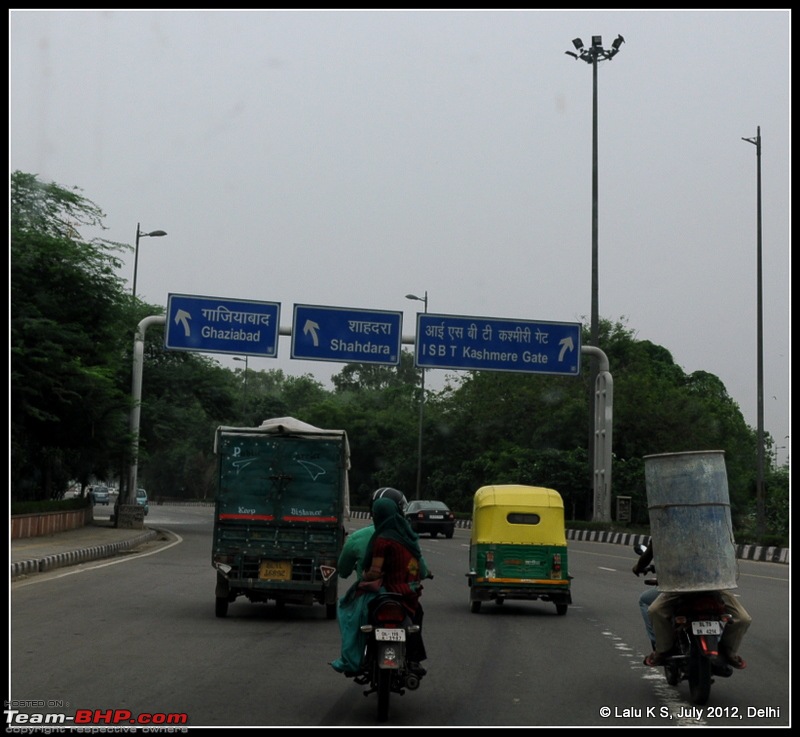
[471, 485, 566, 546]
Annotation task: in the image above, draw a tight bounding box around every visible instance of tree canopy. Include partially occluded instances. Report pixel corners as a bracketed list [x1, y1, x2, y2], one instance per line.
[9, 171, 787, 544]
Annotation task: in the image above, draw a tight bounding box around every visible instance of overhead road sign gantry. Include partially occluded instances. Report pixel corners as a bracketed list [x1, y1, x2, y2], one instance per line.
[414, 313, 581, 376]
[291, 304, 403, 365]
[165, 293, 280, 357]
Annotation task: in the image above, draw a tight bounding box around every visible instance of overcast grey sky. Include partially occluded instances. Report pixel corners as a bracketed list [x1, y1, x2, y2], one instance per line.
[10, 10, 790, 465]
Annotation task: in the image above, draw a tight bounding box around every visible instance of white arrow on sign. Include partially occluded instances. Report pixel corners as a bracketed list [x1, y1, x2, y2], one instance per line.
[303, 319, 320, 346]
[558, 336, 575, 362]
[174, 309, 192, 337]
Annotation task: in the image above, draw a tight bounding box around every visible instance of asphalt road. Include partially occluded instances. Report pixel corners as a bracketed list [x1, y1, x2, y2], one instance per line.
[9, 504, 790, 728]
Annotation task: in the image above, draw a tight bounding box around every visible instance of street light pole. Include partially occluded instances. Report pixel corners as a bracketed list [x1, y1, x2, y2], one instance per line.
[406, 291, 428, 500]
[566, 34, 624, 520]
[742, 127, 765, 539]
[132, 223, 167, 300]
[233, 356, 249, 409]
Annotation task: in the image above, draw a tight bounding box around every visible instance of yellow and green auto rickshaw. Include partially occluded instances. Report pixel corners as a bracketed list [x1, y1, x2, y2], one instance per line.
[467, 485, 572, 615]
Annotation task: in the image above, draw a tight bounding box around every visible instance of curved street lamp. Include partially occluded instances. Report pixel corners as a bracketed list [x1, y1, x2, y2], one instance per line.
[405, 291, 428, 499]
[132, 223, 167, 300]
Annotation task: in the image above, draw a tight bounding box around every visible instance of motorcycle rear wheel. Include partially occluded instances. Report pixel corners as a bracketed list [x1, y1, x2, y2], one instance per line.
[377, 669, 391, 722]
[688, 656, 712, 705]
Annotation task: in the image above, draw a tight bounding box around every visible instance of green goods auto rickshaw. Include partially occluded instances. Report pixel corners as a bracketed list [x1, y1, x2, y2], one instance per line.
[466, 484, 572, 615]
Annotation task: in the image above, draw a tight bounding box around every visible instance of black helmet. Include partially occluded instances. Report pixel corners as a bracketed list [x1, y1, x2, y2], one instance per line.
[371, 487, 408, 514]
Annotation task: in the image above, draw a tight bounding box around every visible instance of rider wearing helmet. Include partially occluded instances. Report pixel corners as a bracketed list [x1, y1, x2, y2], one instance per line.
[338, 488, 408, 579]
[371, 486, 408, 513]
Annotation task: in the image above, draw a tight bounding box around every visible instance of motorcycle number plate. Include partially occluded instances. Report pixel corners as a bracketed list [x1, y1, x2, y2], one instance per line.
[375, 628, 406, 642]
[691, 620, 723, 635]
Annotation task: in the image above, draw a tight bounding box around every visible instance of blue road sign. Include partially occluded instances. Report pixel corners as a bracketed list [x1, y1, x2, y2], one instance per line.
[291, 304, 403, 365]
[415, 313, 581, 375]
[165, 293, 280, 357]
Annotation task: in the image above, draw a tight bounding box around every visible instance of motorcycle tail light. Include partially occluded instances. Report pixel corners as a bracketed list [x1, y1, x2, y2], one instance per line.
[375, 600, 406, 626]
[675, 615, 688, 626]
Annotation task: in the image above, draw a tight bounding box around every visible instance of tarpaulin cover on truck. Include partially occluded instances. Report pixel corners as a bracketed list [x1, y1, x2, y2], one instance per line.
[214, 416, 351, 519]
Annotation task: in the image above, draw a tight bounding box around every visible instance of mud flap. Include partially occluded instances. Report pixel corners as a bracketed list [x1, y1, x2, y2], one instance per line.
[215, 570, 231, 598]
[377, 642, 406, 670]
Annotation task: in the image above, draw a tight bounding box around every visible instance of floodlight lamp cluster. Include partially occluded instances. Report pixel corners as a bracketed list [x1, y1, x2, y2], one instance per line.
[565, 34, 625, 62]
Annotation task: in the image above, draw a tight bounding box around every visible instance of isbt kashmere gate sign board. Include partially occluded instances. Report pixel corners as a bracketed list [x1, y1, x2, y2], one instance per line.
[413, 313, 581, 376]
[165, 293, 580, 378]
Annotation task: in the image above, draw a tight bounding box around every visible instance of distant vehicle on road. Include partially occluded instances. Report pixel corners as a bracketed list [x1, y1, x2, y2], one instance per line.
[136, 488, 149, 515]
[88, 486, 110, 505]
[405, 499, 456, 538]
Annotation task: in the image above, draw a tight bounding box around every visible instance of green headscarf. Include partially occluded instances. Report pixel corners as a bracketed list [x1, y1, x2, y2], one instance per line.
[363, 497, 422, 567]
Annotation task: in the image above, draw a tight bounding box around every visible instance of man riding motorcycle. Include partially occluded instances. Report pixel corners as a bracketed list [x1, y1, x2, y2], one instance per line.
[633, 540, 751, 669]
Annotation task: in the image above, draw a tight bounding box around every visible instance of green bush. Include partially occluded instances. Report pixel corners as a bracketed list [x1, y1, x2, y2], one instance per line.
[11, 497, 89, 515]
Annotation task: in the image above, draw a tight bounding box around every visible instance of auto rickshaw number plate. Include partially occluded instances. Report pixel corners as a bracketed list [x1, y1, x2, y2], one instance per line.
[691, 620, 723, 635]
[259, 560, 291, 581]
[376, 628, 406, 642]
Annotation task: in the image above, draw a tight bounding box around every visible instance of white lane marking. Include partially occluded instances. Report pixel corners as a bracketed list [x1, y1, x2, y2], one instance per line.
[597, 626, 707, 726]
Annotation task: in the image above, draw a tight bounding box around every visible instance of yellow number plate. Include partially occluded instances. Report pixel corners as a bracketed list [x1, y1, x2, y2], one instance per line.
[259, 560, 292, 581]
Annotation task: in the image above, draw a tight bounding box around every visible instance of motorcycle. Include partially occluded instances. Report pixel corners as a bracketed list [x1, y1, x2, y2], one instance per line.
[634, 543, 734, 705]
[352, 590, 424, 722]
